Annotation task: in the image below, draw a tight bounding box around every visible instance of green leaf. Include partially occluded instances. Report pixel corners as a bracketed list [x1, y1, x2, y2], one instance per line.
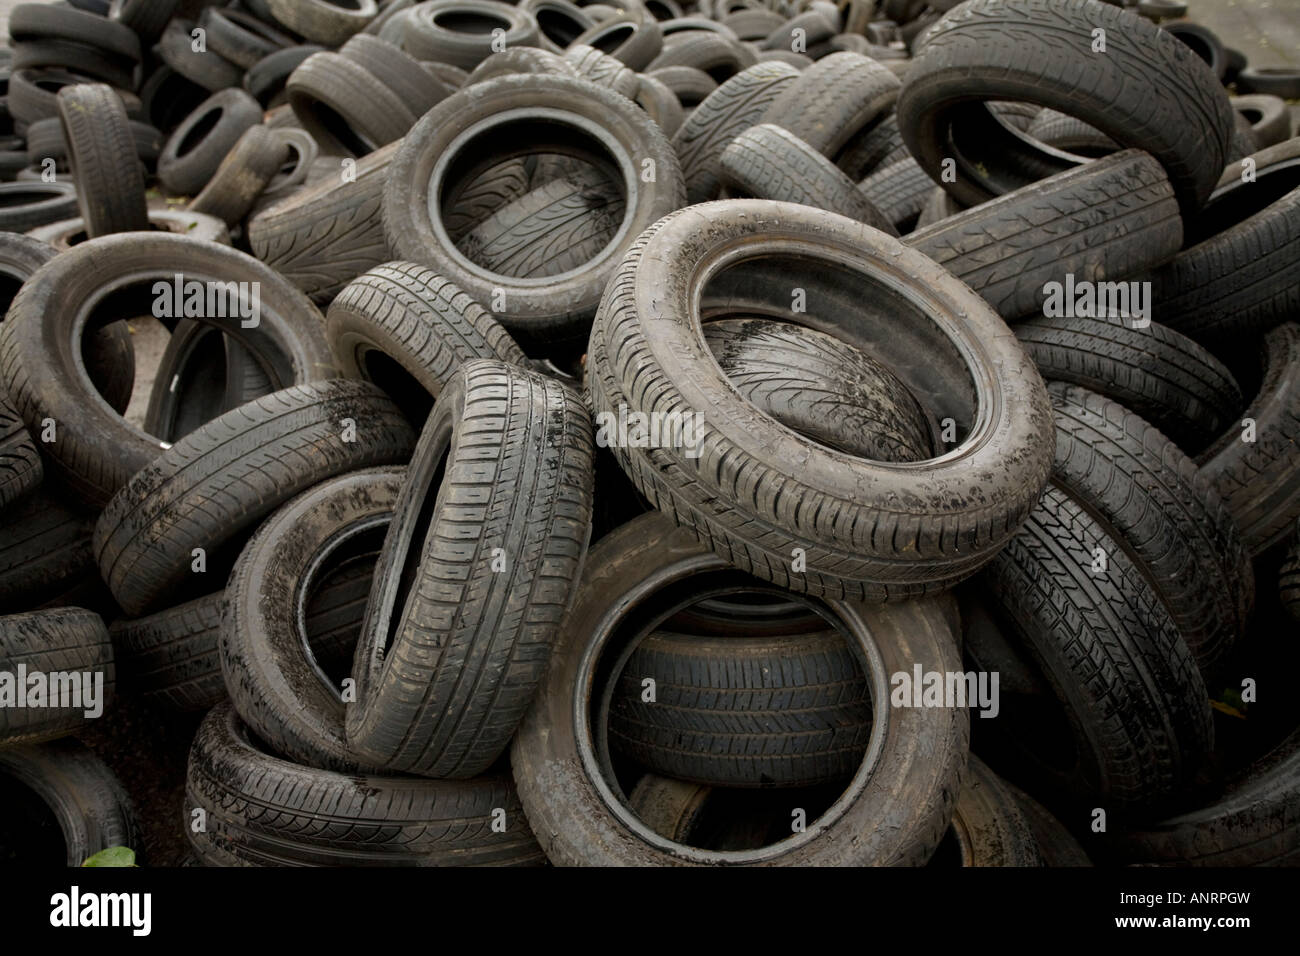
[82, 846, 137, 867]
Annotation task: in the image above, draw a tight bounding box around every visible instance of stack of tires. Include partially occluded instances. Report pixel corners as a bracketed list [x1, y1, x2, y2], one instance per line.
[0, 0, 1297, 868]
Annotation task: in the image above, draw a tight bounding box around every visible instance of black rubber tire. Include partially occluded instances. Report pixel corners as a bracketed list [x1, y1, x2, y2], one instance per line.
[109, 0, 182, 42]
[0, 233, 341, 507]
[200, 6, 296, 70]
[1114, 730, 1300, 865]
[346, 359, 594, 778]
[219, 469, 404, 770]
[647, 64, 716, 105]
[158, 88, 264, 196]
[326, 260, 526, 423]
[383, 73, 684, 349]
[0, 740, 137, 866]
[138, 64, 209, 132]
[56, 84, 148, 238]
[0, 491, 94, 614]
[635, 73, 684, 137]
[401, 0, 539, 71]
[0, 607, 113, 746]
[1147, 140, 1300, 348]
[1235, 67, 1300, 99]
[256, 126, 320, 204]
[1015, 314, 1243, 456]
[719, 123, 898, 233]
[287, 52, 415, 157]
[1024, 108, 1117, 157]
[93, 380, 414, 616]
[835, 110, 909, 180]
[562, 43, 641, 100]
[442, 158, 531, 241]
[511, 512, 968, 865]
[1046, 384, 1254, 674]
[589, 198, 1054, 601]
[9, 4, 141, 64]
[339, 33, 453, 118]
[186, 703, 545, 866]
[1196, 323, 1300, 555]
[905, 150, 1183, 321]
[671, 61, 799, 203]
[0, 180, 78, 232]
[1281, 533, 1300, 624]
[1230, 95, 1292, 151]
[188, 125, 291, 226]
[761, 9, 836, 52]
[25, 116, 163, 167]
[243, 45, 327, 106]
[609, 624, 872, 788]
[703, 317, 934, 463]
[722, 9, 785, 41]
[9, 39, 135, 90]
[26, 206, 229, 250]
[0, 394, 41, 511]
[1002, 778, 1092, 866]
[914, 185, 963, 228]
[156, 19, 245, 92]
[248, 140, 398, 306]
[933, 755, 1044, 866]
[979, 484, 1213, 812]
[6, 70, 142, 127]
[464, 46, 579, 86]
[646, 30, 755, 83]
[1137, 0, 1186, 19]
[857, 157, 935, 233]
[760, 51, 899, 161]
[267, 0, 379, 46]
[1162, 21, 1227, 81]
[573, 11, 663, 70]
[895, 0, 1236, 218]
[520, 0, 593, 52]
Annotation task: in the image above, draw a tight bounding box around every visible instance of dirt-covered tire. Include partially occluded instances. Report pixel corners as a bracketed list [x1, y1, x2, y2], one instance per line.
[382, 74, 684, 349]
[1230, 95, 1292, 151]
[326, 261, 526, 423]
[93, 381, 414, 617]
[671, 61, 799, 203]
[511, 512, 968, 865]
[1002, 778, 1092, 866]
[9, 4, 141, 63]
[339, 34, 454, 117]
[248, 141, 398, 306]
[267, 0, 379, 46]
[588, 199, 1054, 601]
[188, 125, 291, 226]
[156, 19, 245, 92]
[200, 6, 296, 70]
[760, 52, 899, 161]
[186, 703, 545, 866]
[0, 607, 113, 746]
[158, 89, 264, 197]
[0, 740, 137, 866]
[1114, 730, 1300, 865]
[0, 394, 41, 510]
[401, 0, 540, 70]
[563, 44, 640, 100]
[1046, 384, 1254, 674]
[219, 469, 404, 770]
[1196, 323, 1300, 554]
[25, 116, 163, 168]
[0, 491, 95, 614]
[287, 52, 415, 156]
[1015, 314, 1243, 456]
[932, 755, 1044, 866]
[345, 360, 595, 778]
[0, 234, 341, 507]
[978, 484, 1213, 812]
[719, 123, 897, 233]
[26, 207, 230, 250]
[608, 624, 872, 788]
[895, 0, 1236, 217]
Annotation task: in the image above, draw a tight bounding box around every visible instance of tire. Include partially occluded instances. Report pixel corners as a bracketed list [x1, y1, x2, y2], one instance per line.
[1230, 95, 1292, 151]
[562, 44, 640, 100]
[722, 9, 785, 41]
[109, 0, 182, 42]
[0, 231, 54, 315]
[703, 318, 934, 462]
[573, 11, 663, 70]
[1162, 20, 1226, 81]
[243, 45, 328, 107]
[671, 61, 799, 203]
[9, 4, 141, 64]
[1236, 67, 1300, 99]
[442, 159, 532, 242]
[1014, 314, 1243, 455]
[346, 359, 595, 778]
[186, 703, 545, 866]
[760, 51, 899, 161]
[858, 157, 935, 233]
[25, 116, 163, 167]
[93, 380, 415, 617]
[1114, 730, 1300, 865]
[1146, 141, 1300, 348]
[905, 150, 1183, 321]
[932, 756, 1044, 866]
[836, 110, 908, 180]
[248, 140, 397, 306]
[0, 181, 78, 232]
[1046, 384, 1254, 674]
[647, 64, 716, 105]
[326, 260, 526, 424]
[0, 607, 113, 746]
[26, 206, 229, 250]
[158, 89, 264, 196]
[1025, 108, 1117, 157]
[0, 740, 137, 866]
[287, 52, 415, 157]
[0, 394, 41, 511]
[511, 512, 968, 865]
[895, 0, 1236, 217]
[719, 123, 898, 233]
[1002, 778, 1092, 866]
[1281, 534, 1300, 624]
[761, 10, 836, 51]
[520, 0, 594, 51]
[57, 84, 148, 238]
[979, 484, 1213, 811]
[138, 64, 209, 131]
[914, 185, 963, 229]
[9, 39, 135, 91]
[465, 47, 578, 86]
[635, 73, 684, 136]
[200, 7, 296, 70]
[156, 19, 245, 92]
[219, 469, 404, 769]
[1197, 323, 1300, 555]
[339, 34, 453, 118]
[267, 0, 379, 46]
[189, 125, 291, 226]
[256, 127, 320, 204]
[0, 233, 341, 507]
[608, 624, 872, 788]
[401, 1, 539, 71]
[382, 74, 684, 349]
[588, 199, 1054, 601]
[0, 491, 94, 614]
[646, 31, 754, 82]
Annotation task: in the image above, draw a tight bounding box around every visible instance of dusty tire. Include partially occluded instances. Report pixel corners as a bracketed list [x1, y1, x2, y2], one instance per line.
[401, 1, 540, 70]
[267, 0, 379, 46]
[286, 51, 415, 156]
[760, 52, 899, 161]
[0, 491, 95, 614]
[0, 394, 41, 510]
[931, 756, 1044, 866]
[188, 124, 291, 226]
[158, 89, 264, 196]
[0, 607, 112, 745]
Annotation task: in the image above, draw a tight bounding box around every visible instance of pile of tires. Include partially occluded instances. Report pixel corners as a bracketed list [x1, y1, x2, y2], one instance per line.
[1, 0, 1297, 868]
